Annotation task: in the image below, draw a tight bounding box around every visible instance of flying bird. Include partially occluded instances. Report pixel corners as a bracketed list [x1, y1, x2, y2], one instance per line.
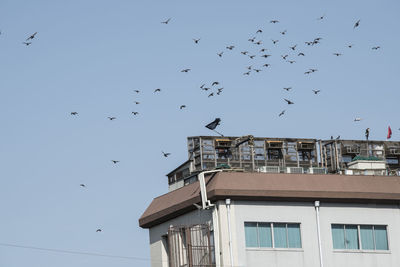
[372, 46, 380, 50]
[248, 37, 256, 42]
[247, 65, 252, 70]
[254, 69, 262, 73]
[96, 229, 102, 232]
[162, 151, 171, 157]
[283, 87, 292, 91]
[298, 52, 305, 56]
[249, 55, 256, 59]
[134, 90, 140, 93]
[193, 38, 200, 44]
[134, 101, 140, 104]
[161, 18, 171, 24]
[281, 55, 288, 60]
[333, 53, 342, 56]
[26, 32, 37, 41]
[256, 29, 262, 34]
[309, 68, 318, 72]
[263, 64, 271, 67]
[288, 60, 296, 64]
[255, 41, 262, 45]
[271, 39, 279, 44]
[317, 15, 325, 20]
[217, 88, 224, 95]
[180, 105, 186, 109]
[243, 71, 251, 75]
[347, 44, 353, 48]
[200, 84, 205, 89]
[270, 20, 279, 23]
[107, 117, 116, 120]
[70, 112, 78, 115]
[212, 81, 219, 86]
[111, 160, 119, 164]
[260, 48, 268, 52]
[312, 89, 321, 94]
[217, 52, 223, 57]
[22, 42, 32, 46]
[354, 117, 362, 122]
[131, 111, 139, 115]
[290, 45, 297, 50]
[208, 92, 214, 97]
[154, 88, 161, 92]
[280, 30, 287, 35]
[181, 69, 191, 72]
[241, 51, 249, 55]
[353, 19, 360, 29]
[80, 184, 86, 187]
[202, 87, 210, 91]
[279, 110, 286, 117]
[261, 54, 271, 58]
[226, 45, 235, 50]
[284, 99, 294, 105]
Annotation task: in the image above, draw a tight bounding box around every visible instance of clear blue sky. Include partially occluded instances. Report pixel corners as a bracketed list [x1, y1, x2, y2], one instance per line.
[0, 0, 399, 266]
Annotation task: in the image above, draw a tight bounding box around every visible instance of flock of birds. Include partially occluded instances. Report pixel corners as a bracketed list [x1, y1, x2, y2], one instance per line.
[15, 14, 393, 233]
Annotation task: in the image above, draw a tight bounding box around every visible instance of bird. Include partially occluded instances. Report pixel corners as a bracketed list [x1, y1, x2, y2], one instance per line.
[154, 88, 161, 93]
[254, 69, 262, 73]
[193, 38, 200, 44]
[248, 37, 256, 42]
[261, 54, 271, 58]
[226, 45, 235, 50]
[304, 71, 311, 74]
[70, 112, 78, 115]
[162, 151, 171, 157]
[134, 101, 140, 104]
[260, 48, 268, 52]
[180, 105, 186, 109]
[279, 110, 286, 117]
[247, 65, 252, 70]
[309, 68, 318, 72]
[202, 87, 210, 91]
[372, 46, 380, 50]
[347, 44, 353, 48]
[217, 88, 224, 95]
[131, 111, 139, 115]
[134, 90, 140, 93]
[312, 89, 321, 94]
[212, 81, 219, 86]
[241, 51, 249, 55]
[181, 69, 191, 73]
[200, 84, 205, 89]
[333, 53, 342, 56]
[354, 117, 362, 122]
[22, 42, 32, 46]
[208, 92, 214, 97]
[243, 71, 251, 75]
[217, 52, 223, 57]
[298, 52, 305, 56]
[283, 87, 292, 91]
[263, 64, 271, 67]
[161, 18, 171, 24]
[96, 229, 102, 232]
[249, 55, 256, 59]
[305, 41, 313, 46]
[284, 99, 294, 104]
[280, 30, 287, 35]
[290, 45, 297, 50]
[256, 29, 262, 34]
[255, 41, 262, 45]
[281, 55, 288, 60]
[107, 117, 116, 120]
[317, 15, 325, 20]
[26, 32, 37, 41]
[336, 135, 341, 140]
[271, 39, 279, 44]
[270, 20, 279, 23]
[79, 184, 86, 187]
[354, 19, 360, 29]
[288, 60, 296, 64]
[111, 160, 119, 164]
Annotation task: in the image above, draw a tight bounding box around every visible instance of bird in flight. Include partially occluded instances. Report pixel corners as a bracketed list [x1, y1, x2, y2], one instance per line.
[212, 81, 219, 86]
[298, 52, 305, 56]
[247, 65, 252, 70]
[284, 99, 294, 105]
[200, 84, 205, 89]
[317, 15, 325, 20]
[71, 112, 78, 115]
[261, 54, 271, 58]
[154, 88, 161, 92]
[193, 38, 200, 44]
[217, 88, 224, 95]
[241, 51, 249, 55]
[290, 45, 297, 50]
[263, 63, 271, 67]
[181, 69, 191, 73]
[111, 160, 119, 164]
[256, 29, 262, 34]
[270, 20, 279, 23]
[217, 52, 223, 57]
[271, 39, 279, 44]
[26, 32, 37, 41]
[353, 19, 360, 29]
[134, 101, 140, 105]
[248, 37, 256, 42]
[226, 45, 235, 50]
[333, 53, 342, 56]
[312, 89, 321, 94]
[180, 105, 186, 109]
[254, 69, 262, 73]
[354, 117, 362, 122]
[309, 68, 318, 72]
[260, 48, 268, 52]
[255, 41, 262, 45]
[304, 71, 311, 74]
[249, 55, 256, 59]
[96, 229, 102, 232]
[202, 87, 210, 91]
[283, 87, 292, 91]
[243, 71, 251, 75]
[161, 18, 171, 24]
[280, 30, 287, 35]
[288, 60, 296, 64]
[162, 151, 171, 157]
[134, 90, 140, 93]
[131, 111, 139, 115]
[281, 55, 288, 60]
[372, 46, 380, 50]
[107, 117, 116, 120]
[279, 110, 286, 117]
[80, 184, 86, 187]
[208, 92, 214, 97]
[22, 42, 32, 46]
[347, 44, 353, 48]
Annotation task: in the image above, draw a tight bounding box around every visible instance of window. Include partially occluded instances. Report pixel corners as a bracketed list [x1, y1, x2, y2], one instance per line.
[331, 224, 388, 251]
[244, 222, 301, 249]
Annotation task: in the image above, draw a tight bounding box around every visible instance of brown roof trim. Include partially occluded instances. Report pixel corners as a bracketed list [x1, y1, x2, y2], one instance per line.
[139, 172, 400, 228]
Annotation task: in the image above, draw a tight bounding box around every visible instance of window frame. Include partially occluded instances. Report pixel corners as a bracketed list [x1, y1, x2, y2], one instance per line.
[244, 222, 302, 250]
[331, 223, 390, 253]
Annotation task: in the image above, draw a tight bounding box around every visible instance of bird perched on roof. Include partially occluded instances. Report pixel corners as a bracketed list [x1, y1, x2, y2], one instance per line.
[312, 89, 321, 94]
[111, 160, 119, 164]
[193, 38, 200, 44]
[181, 69, 191, 73]
[107, 117, 116, 120]
[354, 19, 360, 29]
[162, 151, 171, 157]
[284, 99, 294, 105]
[161, 18, 171, 24]
[154, 88, 161, 93]
[71, 112, 78, 115]
[279, 110, 286, 117]
[180, 105, 186, 109]
[26, 32, 37, 41]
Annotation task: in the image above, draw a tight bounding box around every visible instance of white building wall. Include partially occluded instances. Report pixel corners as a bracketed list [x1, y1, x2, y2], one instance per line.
[231, 200, 400, 267]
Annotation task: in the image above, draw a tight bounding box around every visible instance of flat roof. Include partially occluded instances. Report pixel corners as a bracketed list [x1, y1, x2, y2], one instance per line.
[139, 172, 400, 228]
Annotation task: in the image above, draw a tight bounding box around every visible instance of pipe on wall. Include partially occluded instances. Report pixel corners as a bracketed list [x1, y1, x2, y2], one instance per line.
[315, 201, 324, 267]
[225, 199, 234, 267]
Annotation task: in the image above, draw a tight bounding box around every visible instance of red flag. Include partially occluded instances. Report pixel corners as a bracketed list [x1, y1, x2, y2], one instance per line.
[387, 126, 392, 139]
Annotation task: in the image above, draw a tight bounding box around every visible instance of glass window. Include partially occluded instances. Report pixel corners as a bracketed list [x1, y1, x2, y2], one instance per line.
[258, 223, 272, 247]
[273, 223, 287, 248]
[287, 224, 302, 248]
[360, 225, 374, 250]
[374, 225, 388, 250]
[244, 222, 258, 247]
[332, 224, 345, 249]
[345, 225, 359, 249]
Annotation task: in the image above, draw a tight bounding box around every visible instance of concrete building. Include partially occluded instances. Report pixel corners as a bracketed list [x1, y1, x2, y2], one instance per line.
[139, 136, 400, 267]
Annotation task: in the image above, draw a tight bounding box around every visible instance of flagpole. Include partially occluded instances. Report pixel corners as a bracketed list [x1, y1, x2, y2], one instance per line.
[212, 129, 224, 137]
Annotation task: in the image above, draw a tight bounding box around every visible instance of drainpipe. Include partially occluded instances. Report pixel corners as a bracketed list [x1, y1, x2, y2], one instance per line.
[315, 201, 324, 267]
[226, 199, 234, 267]
[212, 202, 221, 267]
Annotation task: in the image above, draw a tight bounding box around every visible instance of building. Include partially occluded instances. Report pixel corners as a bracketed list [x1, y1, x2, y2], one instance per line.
[139, 136, 400, 267]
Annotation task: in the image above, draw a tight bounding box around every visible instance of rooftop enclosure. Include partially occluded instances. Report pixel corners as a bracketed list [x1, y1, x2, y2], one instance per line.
[166, 136, 400, 191]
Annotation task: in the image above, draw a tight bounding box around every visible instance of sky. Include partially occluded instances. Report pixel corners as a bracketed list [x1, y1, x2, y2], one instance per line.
[0, 0, 399, 266]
